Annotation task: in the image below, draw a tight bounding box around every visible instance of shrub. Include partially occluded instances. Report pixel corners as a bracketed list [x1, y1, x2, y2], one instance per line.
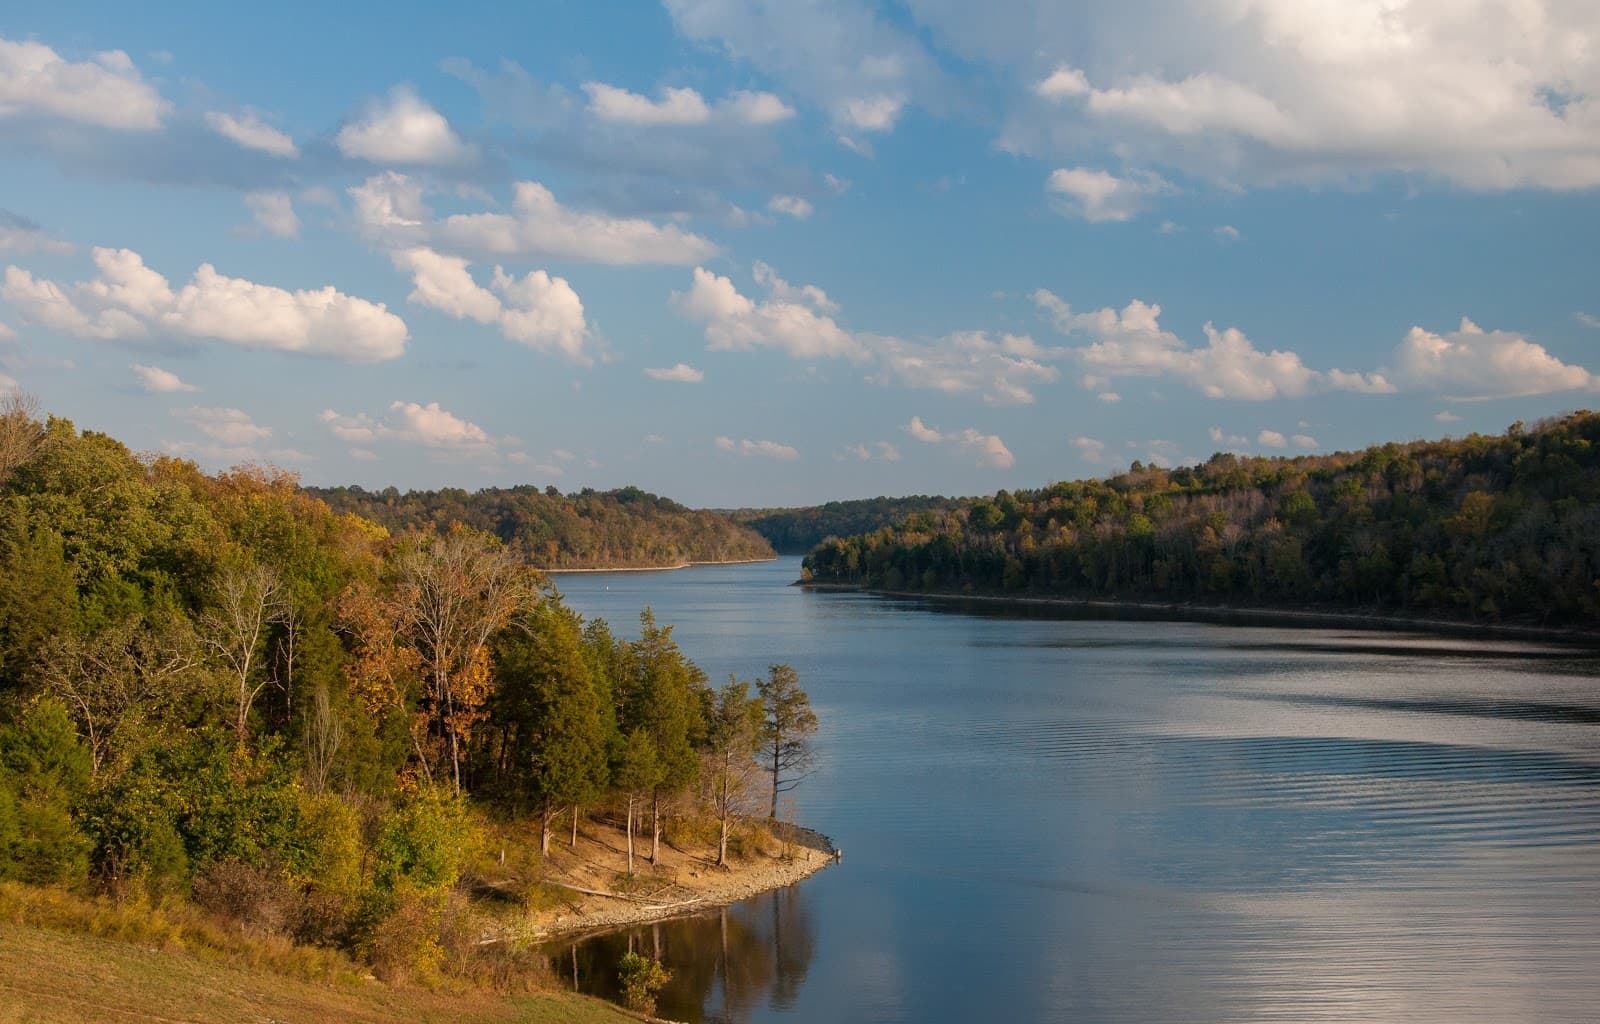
[617, 951, 671, 1014]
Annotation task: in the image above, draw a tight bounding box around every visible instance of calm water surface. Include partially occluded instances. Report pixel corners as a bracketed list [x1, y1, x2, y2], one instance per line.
[545, 557, 1600, 1023]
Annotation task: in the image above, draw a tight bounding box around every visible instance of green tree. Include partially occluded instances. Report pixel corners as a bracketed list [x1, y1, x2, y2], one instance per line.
[702, 678, 763, 866]
[757, 664, 818, 819]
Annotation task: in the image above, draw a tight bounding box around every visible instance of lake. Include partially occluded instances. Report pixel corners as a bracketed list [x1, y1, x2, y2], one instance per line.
[544, 556, 1600, 1023]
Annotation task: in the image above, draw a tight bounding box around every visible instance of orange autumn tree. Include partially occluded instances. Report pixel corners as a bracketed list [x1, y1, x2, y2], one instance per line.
[390, 526, 542, 792]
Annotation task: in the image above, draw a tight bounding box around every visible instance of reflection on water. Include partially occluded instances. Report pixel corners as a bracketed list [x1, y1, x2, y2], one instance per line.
[550, 558, 1600, 1023]
[543, 884, 816, 1023]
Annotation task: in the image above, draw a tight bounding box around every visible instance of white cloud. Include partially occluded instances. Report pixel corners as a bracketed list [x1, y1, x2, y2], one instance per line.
[172, 406, 271, 446]
[205, 110, 298, 158]
[1209, 426, 1248, 448]
[429, 179, 717, 265]
[131, 363, 198, 393]
[1578, 312, 1600, 330]
[714, 435, 799, 460]
[245, 191, 300, 238]
[1215, 224, 1242, 242]
[843, 94, 905, 132]
[1392, 318, 1597, 399]
[1046, 167, 1170, 222]
[321, 401, 494, 453]
[0, 37, 165, 130]
[1291, 433, 1318, 448]
[3, 247, 407, 362]
[348, 447, 378, 461]
[823, 173, 851, 195]
[768, 195, 814, 219]
[581, 82, 795, 126]
[1257, 429, 1287, 448]
[336, 86, 474, 165]
[1435, 410, 1462, 423]
[839, 440, 900, 462]
[1010, 1, 1600, 192]
[0, 321, 13, 341]
[674, 266, 861, 359]
[1070, 435, 1105, 463]
[644, 363, 704, 382]
[906, 416, 943, 443]
[1034, 288, 1391, 400]
[1096, 391, 1120, 402]
[0, 210, 73, 255]
[905, 416, 1014, 468]
[678, 264, 1055, 403]
[391, 247, 590, 363]
[663, 0, 948, 135]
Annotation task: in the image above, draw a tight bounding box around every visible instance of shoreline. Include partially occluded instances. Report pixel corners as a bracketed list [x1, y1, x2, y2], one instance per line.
[515, 823, 835, 945]
[797, 581, 1600, 647]
[542, 556, 779, 574]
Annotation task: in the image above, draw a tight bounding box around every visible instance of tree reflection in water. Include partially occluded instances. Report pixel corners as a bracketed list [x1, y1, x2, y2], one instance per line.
[544, 882, 817, 1023]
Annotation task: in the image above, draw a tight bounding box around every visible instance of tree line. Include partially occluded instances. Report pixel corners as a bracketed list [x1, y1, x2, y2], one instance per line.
[0, 401, 816, 983]
[309, 483, 774, 569]
[729, 495, 967, 554]
[804, 412, 1600, 626]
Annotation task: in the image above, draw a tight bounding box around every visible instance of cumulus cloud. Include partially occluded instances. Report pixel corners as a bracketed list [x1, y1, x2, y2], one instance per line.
[336, 86, 474, 165]
[582, 81, 795, 126]
[0, 36, 166, 130]
[131, 363, 198, 393]
[904, 416, 1014, 468]
[172, 405, 270, 445]
[391, 246, 592, 363]
[1070, 435, 1106, 463]
[839, 440, 900, 462]
[644, 363, 704, 382]
[1033, 288, 1392, 400]
[1046, 166, 1170, 222]
[205, 110, 297, 158]
[1291, 433, 1317, 448]
[0, 210, 72, 255]
[768, 195, 814, 219]
[677, 263, 1056, 403]
[714, 435, 799, 460]
[245, 191, 300, 238]
[1391, 318, 1598, 399]
[1007, 1, 1600, 191]
[1215, 224, 1242, 242]
[1209, 426, 1248, 448]
[1257, 429, 1287, 448]
[663, 0, 950, 134]
[321, 401, 494, 453]
[1435, 410, 1462, 423]
[1577, 312, 1600, 330]
[2, 246, 407, 362]
[673, 266, 861, 359]
[350, 175, 716, 266]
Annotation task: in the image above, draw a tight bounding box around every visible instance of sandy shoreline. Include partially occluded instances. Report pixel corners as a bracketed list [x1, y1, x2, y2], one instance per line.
[542, 557, 779, 574]
[798, 582, 1600, 646]
[507, 821, 835, 945]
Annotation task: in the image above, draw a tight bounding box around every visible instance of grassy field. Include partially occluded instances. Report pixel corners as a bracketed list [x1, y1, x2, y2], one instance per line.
[0, 923, 639, 1024]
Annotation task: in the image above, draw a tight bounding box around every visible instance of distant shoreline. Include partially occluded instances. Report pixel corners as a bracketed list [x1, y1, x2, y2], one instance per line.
[797, 581, 1600, 647]
[541, 556, 779, 574]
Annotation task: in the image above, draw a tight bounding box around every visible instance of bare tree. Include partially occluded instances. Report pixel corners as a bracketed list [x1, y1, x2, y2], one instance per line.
[200, 560, 289, 741]
[36, 615, 201, 776]
[302, 682, 344, 795]
[392, 527, 540, 792]
[0, 389, 47, 486]
[704, 678, 763, 867]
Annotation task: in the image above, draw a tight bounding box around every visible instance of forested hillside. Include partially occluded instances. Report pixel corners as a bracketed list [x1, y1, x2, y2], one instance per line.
[0, 402, 813, 988]
[730, 496, 967, 554]
[804, 413, 1600, 626]
[308, 484, 774, 569]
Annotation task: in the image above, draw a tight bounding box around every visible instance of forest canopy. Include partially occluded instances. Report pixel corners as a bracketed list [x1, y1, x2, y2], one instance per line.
[729, 496, 967, 554]
[308, 484, 774, 570]
[804, 413, 1600, 626]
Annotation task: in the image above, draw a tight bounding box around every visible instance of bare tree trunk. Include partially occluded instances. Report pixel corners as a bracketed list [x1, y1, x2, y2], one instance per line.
[626, 793, 635, 874]
[541, 797, 553, 856]
[650, 791, 660, 864]
[571, 804, 580, 849]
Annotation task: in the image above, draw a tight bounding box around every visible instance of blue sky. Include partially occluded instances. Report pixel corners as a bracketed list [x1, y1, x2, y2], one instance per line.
[1, 1, 1597, 507]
